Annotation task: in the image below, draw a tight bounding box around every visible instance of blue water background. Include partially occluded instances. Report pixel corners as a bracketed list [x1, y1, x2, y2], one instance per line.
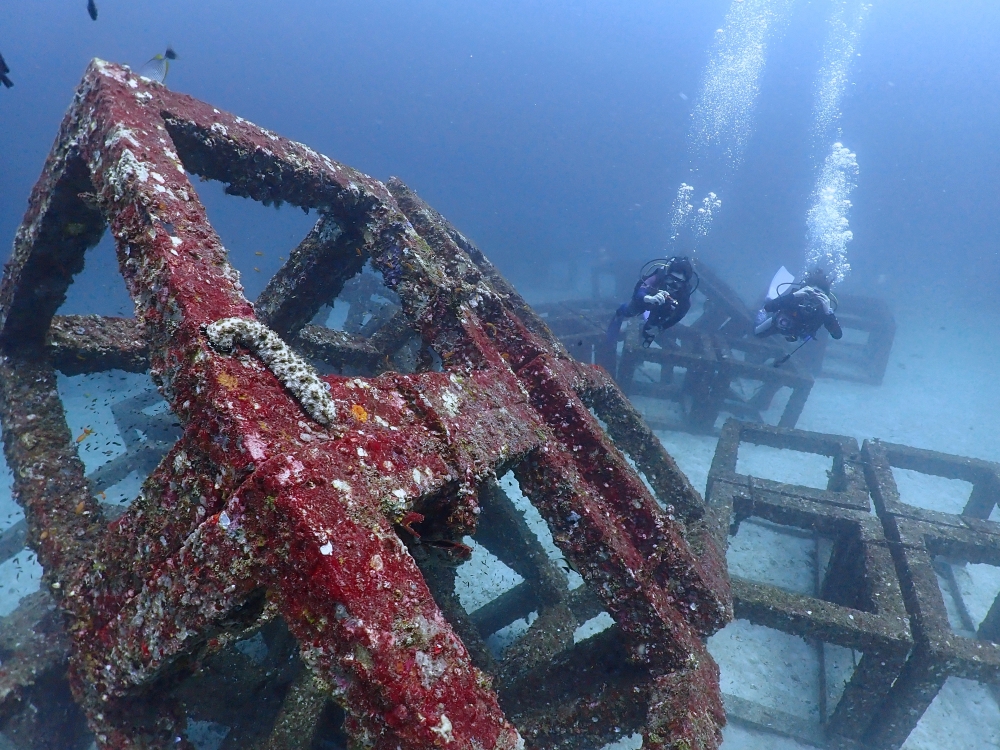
[2, 4, 1000, 747]
[0, 0, 998, 311]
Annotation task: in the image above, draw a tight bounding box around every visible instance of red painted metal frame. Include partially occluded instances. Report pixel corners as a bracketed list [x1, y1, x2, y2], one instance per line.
[0, 61, 731, 749]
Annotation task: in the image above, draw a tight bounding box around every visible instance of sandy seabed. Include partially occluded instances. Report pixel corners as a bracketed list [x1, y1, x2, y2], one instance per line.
[652, 305, 1000, 750]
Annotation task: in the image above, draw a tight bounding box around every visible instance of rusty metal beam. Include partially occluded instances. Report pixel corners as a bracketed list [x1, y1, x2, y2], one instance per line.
[0, 60, 731, 750]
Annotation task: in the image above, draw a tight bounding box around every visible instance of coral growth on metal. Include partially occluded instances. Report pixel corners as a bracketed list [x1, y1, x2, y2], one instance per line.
[0, 61, 731, 749]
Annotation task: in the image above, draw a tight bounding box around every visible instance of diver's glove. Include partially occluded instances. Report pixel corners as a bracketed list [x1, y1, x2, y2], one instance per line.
[793, 286, 832, 315]
[644, 291, 674, 307]
[816, 291, 832, 316]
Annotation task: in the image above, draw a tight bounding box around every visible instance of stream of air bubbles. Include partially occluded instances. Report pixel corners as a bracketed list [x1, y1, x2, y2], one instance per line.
[803, 1, 872, 283]
[670, 0, 795, 243]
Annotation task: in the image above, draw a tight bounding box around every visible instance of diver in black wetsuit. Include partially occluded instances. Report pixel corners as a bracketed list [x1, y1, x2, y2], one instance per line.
[606, 256, 697, 349]
[754, 268, 843, 342]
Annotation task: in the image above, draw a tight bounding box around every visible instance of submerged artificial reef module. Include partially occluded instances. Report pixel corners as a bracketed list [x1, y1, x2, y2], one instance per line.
[0, 60, 730, 750]
[0, 60, 996, 750]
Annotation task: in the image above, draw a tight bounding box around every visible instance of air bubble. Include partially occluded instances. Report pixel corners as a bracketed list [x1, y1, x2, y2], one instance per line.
[804, 143, 859, 285]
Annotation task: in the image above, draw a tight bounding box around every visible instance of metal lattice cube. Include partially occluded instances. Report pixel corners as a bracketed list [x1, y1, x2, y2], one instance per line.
[0, 61, 732, 749]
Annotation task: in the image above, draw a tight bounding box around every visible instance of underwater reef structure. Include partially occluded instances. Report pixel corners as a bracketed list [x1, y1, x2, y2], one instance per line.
[862, 440, 1000, 749]
[542, 260, 813, 433]
[796, 293, 895, 386]
[707, 421, 912, 749]
[705, 420, 1000, 750]
[559, 259, 895, 432]
[0, 60, 734, 749]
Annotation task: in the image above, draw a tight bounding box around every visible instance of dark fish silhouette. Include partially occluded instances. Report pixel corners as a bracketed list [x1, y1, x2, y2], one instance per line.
[87, 0, 98, 20]
[0, 53, 12, 89]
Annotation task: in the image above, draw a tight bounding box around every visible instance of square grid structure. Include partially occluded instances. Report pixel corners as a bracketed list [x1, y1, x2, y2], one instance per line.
[584, 259, 896, 434]
[618, 314, 813, 435]
[862, 440, 1000, 750]
[797, 294, 896, 386]
[0, 60, 733, 750]
[706, 420, 913, 749]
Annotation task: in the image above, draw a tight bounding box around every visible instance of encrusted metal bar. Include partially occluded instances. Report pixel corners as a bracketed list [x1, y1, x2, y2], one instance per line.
[474, 479, 568, 605]
[47, 315, 147, 375]
[582, 367, 706, 524]
[863, 438, 1000, 749]
[707, 422, 913, 746]
[0, 60, 733, 750]
[0, 591, 90, 749]
[407, 541, 500, 675]
[386, 177, 561, 348]
[0, 592, 70, 719]
[0, 153, 105, 350]
[0, 520, 27, 566]
[0, 354, 105, 599]
[519, 354, 730, 635]
[500, 627, 653, 749]
[386, 181, 731, 628]
[289, 325, 382, 373]
[708, 420, 870, 513]
[255, 214, 369, 339]
[249, 670, 332, 750]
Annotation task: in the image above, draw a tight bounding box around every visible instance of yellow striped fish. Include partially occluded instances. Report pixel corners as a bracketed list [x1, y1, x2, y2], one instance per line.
[138, 47, 178, 84]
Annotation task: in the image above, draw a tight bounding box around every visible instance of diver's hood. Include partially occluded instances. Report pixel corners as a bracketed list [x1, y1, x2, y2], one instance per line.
[767, 266, 795, 300]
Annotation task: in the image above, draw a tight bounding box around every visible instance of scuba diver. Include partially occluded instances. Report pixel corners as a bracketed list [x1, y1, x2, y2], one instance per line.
[605, 256, 697, 349]
[755, 267, 842, 356]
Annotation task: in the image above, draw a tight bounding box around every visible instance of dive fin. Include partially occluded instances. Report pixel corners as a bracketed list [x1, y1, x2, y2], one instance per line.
[767, 266, 795, 300]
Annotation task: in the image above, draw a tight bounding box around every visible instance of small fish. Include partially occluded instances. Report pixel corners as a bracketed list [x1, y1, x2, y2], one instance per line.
[76, 427, 94, 443]
[87, 0, 98, 20]
[138, 47, 178, 84]
[0, 52, 12, 89]
[557, 558, 580, 578]
[422, 539, 473, 559]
